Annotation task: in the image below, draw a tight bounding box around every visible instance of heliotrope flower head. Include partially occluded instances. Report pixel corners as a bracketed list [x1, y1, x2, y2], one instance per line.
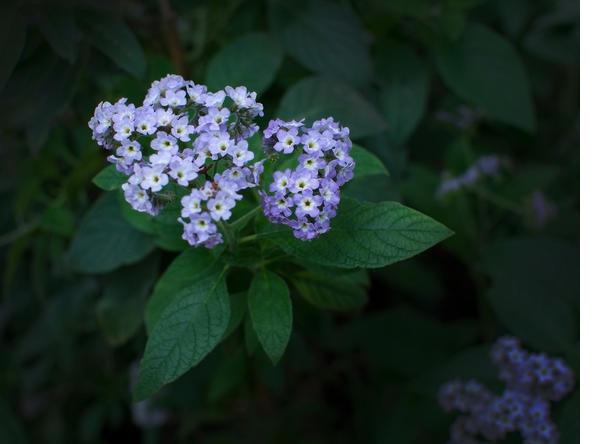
[89, 74, 265, 248]
[438, 336, 574, 444]
[260, 117, 354, 240]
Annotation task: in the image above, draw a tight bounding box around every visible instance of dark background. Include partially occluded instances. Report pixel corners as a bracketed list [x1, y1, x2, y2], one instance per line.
[0, 0, 579, 443]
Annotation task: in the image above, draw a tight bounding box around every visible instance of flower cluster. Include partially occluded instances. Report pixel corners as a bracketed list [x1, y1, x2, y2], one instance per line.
[439, 336, 574, 444]
[88, 74, 264, 248]
[437, 155, 502, 198]
[259, 117, 354, 240]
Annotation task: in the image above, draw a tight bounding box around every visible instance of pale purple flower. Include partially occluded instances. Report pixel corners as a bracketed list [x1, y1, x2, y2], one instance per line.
[113, 118, 134, 142]
[155, 108, 175, 127]
[186, 83, 207, 104]
[168, 157, 198, 186]
[320, 179, 340, 205]
[199, 107, 230, 132]
[140, 166, 168, 192]
[225, 86, 256, 108]
[230, 140, 254, 166]
[301, 130, 324, 154]
[291, 169, 319, 193]
[207, 191, 235, 221]
[111, 98, 135, 123]
[170, 115, 195, 142]
[150, 131, 178, 153]
[116, 141, 143, 164]
[180, 189, 205, 218]
[160, 89, 186, 108]
[274, 128, 299, 154]
[107, 155, 133, 174]
[122, 182, 157, 215]
[208, 132, 233, 158]
[149, 149, 173, 166]
[270, 170, 292, 194]
[202, 90, 226, 107]
[294, 191, 322, 218]
[135, 107, 157, 135]
[298, 153, 325, 172]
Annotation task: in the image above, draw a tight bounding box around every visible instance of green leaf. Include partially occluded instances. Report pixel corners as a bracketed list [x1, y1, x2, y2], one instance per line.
[205, 32, 283, 93]
[291, 268, 369, 311]
[248, 270, 293, 364]
[270, 0, 372, 86]
[145, 248, 218, 331]
[0, 7, 26, 92]
[40, 205, 75, 237]
[434, 23, 535, 131]
[2, 53, 76, 151]
[96, 255, 159, 346]
[89, 18, 146, 78]
[39, 9, 80, 63]
[92, 165, 127, 191]
[267, 198, 452, 269]
[278, 76, 387, 139]
[352, 144, 389, 178]
[482, 237, 578, 353]
[68, 193, 154, 273]
[376, 44, 429, 144]
[118, 193, 155, 234]
[134, 266, 230, 400]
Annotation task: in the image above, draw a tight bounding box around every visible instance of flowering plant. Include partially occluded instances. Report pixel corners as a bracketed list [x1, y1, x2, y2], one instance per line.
[89, 75, 452, 400]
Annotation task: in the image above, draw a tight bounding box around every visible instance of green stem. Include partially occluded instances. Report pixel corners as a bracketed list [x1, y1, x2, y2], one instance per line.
[230, 206, 261, 230]
[239, 233, 258, 244]
[218, 221, 236, 251]
[252, 254, 289, 270]
[0, 220, 39, 247]
[238, 231, 280, 245]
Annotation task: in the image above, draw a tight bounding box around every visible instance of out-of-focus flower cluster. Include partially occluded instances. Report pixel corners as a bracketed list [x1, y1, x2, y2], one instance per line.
[259, 117, 355, 240]
[437, 155, 502, 198]
[88, 75, 264, 248]
[438, 336, 574, 444]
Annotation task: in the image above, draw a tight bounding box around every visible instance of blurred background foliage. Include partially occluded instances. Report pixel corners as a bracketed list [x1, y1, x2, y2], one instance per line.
[0, 0, 579, 442]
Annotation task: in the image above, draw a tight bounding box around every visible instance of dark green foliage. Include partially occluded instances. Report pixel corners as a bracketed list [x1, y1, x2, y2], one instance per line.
[67, 192, 155, 273]
[205, 32, 283, 93]
[0, 0, 579, 443]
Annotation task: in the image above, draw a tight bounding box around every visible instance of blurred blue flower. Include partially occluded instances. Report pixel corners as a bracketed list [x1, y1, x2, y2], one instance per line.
[439, 336, 574, 444]
[437, 155, 502, 198]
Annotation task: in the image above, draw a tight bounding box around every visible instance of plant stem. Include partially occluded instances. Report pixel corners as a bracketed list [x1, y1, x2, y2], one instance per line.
[469, 186, 524, 214]
[218, 221, 236, 251]
[0, 220, 39, 247]
[252, 254, 288, 270]
[239, 233, 258, 244]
